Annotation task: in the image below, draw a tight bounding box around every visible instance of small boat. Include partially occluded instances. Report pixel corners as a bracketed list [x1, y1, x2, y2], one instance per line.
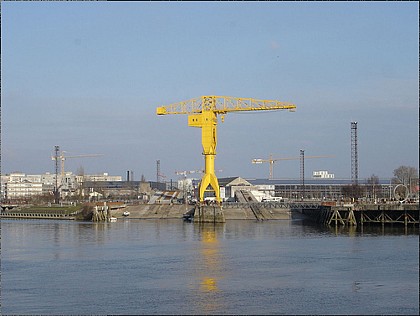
[109, 217, 117, 222]
[183, 214, 193, 222]
[182, 208, 195, 222]
[123, 211, 130, 217]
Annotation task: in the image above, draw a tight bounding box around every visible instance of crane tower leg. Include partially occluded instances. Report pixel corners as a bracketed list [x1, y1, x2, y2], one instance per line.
[189, 108, 221, 204]
[199, 154, 221, 203]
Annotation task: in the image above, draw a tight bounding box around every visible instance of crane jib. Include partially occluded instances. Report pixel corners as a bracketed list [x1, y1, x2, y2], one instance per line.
[156, 96, 296, 115]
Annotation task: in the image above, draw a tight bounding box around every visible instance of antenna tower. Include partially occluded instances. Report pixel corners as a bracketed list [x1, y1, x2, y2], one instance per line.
[54, 145, 60, 204]
[300, 149, 305, 198]
[156, 160, 161, 183]
[351, 122, 358, 185]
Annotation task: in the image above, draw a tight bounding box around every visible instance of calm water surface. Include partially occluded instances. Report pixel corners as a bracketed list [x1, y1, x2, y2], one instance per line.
[1, 218, 418, 315]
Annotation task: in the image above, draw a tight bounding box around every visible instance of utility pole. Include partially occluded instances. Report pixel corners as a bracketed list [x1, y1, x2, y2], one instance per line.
[51, 147, 103, 192]
[54, 145, 60, 204]
[300, 149, 305, 199]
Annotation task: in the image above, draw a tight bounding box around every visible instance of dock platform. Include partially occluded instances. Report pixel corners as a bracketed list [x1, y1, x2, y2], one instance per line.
[300, 203, 419, 227]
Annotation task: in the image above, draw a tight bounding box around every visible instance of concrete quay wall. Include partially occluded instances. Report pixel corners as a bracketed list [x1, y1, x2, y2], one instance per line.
[223, 206, 291, 220]
[0, 213, 76, 220]
[113, 204, 291, 220]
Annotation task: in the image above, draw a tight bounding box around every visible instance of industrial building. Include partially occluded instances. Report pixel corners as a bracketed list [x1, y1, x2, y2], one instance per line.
[247, 178, 394, 201]
[79, 180, 161, 201]
[1, 171, 413, 204]
[190, 176, 399, 203]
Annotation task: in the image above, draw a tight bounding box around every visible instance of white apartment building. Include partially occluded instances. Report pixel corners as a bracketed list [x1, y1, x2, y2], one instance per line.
[312, 170, 335, 179]
[1, 175, 9, 199]
[3, 173, 43, 200]
[1, 172, 122, 201]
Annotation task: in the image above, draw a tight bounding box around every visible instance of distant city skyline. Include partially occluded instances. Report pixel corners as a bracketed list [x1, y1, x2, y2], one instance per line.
[2, 2, 418, 181]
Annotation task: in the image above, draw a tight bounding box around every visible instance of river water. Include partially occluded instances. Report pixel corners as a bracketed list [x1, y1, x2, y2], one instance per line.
[1, 218, 418, 315]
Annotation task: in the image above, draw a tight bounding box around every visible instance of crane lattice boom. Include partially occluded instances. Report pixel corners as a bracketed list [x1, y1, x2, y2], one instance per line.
[252, 155, 333, 164]
[52, 151, 103, 179]
[252, 154, 334, 179]
[157, 95, 296, 115]
[175, 170, 203, 177]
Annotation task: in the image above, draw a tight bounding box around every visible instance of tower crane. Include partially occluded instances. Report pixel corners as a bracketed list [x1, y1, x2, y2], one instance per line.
[175, 169, 222, 178]
[175, 170, 204, 178]
[51, 147, 103, 181]
[157, 95, 296, 203]
[252, 153, 333, 179]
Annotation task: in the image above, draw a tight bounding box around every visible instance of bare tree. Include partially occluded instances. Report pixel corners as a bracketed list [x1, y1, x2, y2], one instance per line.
[367, 174, 379, 201]
[342, 184, 364, 201]
[393, 166, 418, 193]
[76, 165, 85, 176]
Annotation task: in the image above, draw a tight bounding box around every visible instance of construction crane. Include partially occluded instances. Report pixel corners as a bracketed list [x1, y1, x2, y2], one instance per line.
[175, 170, 203, 177]
[157, 95, 296, 203]
[252, 153, 333, 179]
[51, 146, 103, 181]
[175, 169, 222, 177]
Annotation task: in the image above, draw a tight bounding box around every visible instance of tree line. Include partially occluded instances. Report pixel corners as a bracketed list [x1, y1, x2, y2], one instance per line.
[342, 165, 418, 201]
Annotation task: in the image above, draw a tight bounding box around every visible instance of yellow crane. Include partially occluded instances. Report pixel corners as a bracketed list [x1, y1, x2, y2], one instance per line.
[252, 154, 333, 179]
[157, 95, 296, 203]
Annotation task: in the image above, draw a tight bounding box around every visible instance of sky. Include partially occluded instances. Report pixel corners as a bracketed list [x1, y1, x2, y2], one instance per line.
[1, 1, 419, 182]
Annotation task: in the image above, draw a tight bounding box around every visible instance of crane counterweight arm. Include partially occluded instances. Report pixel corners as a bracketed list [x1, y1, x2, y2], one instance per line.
[156, 95, 296, 115]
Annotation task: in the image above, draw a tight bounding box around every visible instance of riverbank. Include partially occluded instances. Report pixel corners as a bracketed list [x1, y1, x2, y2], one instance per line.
[0, 204, 291, 221]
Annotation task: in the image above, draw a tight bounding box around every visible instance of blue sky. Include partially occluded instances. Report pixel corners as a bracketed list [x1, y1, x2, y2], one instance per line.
[2, 1, 418, 181]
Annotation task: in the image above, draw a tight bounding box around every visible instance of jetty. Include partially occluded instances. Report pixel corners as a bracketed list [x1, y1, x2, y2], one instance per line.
[299, 203, 419, 227]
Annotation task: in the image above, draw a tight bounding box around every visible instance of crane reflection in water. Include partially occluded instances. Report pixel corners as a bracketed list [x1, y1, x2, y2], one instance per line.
[193, 223, 226, 313]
